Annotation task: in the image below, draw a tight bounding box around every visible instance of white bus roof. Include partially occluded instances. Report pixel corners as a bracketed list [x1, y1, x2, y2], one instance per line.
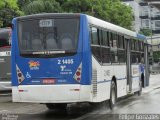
[86, 15, 146, 40]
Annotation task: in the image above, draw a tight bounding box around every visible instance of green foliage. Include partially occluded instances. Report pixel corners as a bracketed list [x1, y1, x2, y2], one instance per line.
[139, 28, 152, 36]
[61, 0, 133, 30]
[0, 0, 23, 27]
[107, 2, 133, 30]
[17, 0, 33, 9]
[0, 0, 133, 30]
[153, 51, 160, 62]
[22, 0, 61, 15]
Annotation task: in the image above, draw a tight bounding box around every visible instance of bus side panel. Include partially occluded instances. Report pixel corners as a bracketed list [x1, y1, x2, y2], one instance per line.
[131, 64, 141, 92]
[91, 57, 111, 102]
[114, 65, 127, 98]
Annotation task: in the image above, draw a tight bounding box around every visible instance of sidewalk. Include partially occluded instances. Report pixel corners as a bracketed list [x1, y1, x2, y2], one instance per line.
[143, 74, 160, 93]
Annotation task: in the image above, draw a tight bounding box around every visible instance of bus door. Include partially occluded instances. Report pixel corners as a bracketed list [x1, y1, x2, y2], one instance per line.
[126, 38, 132, 92]
[144, 43, 149, 87]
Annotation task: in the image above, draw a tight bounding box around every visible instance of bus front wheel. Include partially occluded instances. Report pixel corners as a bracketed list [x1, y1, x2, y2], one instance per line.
[109, 81, 117, 109]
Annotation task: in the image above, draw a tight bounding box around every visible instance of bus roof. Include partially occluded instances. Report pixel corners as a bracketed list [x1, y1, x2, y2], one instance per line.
[86, 14, 146, 41]
[14, 13, 80, 21]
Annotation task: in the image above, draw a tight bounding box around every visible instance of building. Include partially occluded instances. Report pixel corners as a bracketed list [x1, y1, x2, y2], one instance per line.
[123, 0, 141, 33]
[123, 0, 160, 45]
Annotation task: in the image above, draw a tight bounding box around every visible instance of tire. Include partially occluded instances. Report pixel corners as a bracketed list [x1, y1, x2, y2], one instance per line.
[46, 103, 67, 110]
[109, 81, 117, 110]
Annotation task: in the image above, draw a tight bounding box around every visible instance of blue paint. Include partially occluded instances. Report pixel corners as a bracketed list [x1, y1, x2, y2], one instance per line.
[136, 33, 146, 40]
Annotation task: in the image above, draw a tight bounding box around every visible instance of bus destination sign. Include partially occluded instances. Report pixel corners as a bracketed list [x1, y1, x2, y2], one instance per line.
[39, 19, 53, 27]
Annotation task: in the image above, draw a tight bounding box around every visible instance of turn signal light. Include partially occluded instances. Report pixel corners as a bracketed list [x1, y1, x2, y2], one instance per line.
[16, 65, 25, 84]
[73, 63, 82, 82]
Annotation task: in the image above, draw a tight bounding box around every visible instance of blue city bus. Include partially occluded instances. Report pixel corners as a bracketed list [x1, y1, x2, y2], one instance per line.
[12, 13, 149, 109]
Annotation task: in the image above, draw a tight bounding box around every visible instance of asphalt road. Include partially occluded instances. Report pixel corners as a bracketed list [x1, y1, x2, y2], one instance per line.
[0, 86, 160, 120]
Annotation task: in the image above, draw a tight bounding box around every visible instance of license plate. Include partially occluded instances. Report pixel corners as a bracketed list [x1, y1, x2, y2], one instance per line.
[43, 79, 55, 84]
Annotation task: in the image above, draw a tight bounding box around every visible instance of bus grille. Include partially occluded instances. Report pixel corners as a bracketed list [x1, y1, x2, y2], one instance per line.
[92, 70, 97, 97]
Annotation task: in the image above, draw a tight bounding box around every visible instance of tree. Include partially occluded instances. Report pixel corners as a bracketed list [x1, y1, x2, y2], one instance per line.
[17, 0, 33, 9]
[139, 28, 152, 36]
[0, 0, 23, 27]
[153, 51, 160, 62]
[106, 1, 133, 30]
[61, 0, 133, 30]
[22, 0, 61, 15]
[12, 0, 133, 30]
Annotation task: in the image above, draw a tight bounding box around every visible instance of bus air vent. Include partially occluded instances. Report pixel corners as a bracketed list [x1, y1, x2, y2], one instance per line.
[92, 70, 97, 97]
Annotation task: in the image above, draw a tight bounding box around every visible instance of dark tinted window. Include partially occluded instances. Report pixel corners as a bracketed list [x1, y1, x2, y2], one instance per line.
[91, 27, 99, 45]
[90, 26, 101, 63]
[98, 29, 102, 45]
[135, 41, 139, 51]
[131, 39, 135, 50]
[101, 30, 106, 46]
[131, 52, 140, 64]
[111, 48, 118, 63]
[0, 28, 11, 47]
[110, 32, 117, 48]
[91, 46, 101, 63]
[110, 33, 113, 47]
[102, 47, 110, 64]
[118, 50, 125, 63]
[118, 35, 124, 49]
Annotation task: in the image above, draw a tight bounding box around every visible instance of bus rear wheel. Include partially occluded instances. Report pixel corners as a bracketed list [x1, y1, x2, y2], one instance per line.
[109, 81, 117, 109]
[46, 103, 67, 110]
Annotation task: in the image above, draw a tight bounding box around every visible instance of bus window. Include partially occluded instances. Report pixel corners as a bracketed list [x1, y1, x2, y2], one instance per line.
[91, 27, 99, 45]
[118, 50, 125, 63]
[18, 18, 79, 57]
[132, 52, 139, 64]
[131, 39, 135, 50]
[113, 33, 117, 48]
[90, 27, 101, 63]
[102, 30, 109, 46]
[46, 34, 58, 49]
[118, 35, 124, 49]
[0, 28, 11, 48]
[110, 32, 113, 47]
[111, 48, 118, 63]
[98, 29, 102, 45]
[102, 47, 110, 64]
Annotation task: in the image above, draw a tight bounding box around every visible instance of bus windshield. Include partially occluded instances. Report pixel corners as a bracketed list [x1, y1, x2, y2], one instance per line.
[18, 18, 79, 57]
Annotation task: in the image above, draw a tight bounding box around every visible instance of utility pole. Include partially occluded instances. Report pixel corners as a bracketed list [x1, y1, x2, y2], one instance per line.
[148, 3, 154, 68]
